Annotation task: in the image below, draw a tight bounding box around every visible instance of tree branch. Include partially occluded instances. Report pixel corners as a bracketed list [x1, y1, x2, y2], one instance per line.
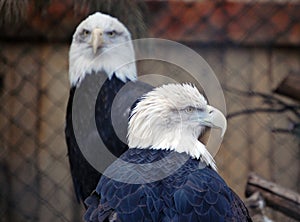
[246, 172, 300, 221]
[274, 73, 300, 102]
[224, 86, 300, 119]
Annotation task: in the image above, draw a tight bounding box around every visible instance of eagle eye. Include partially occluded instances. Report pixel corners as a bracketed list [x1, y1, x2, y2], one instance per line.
[81, 29, 91, 37]
[185, 106, 195, 113]
[106, 30, 117, 37]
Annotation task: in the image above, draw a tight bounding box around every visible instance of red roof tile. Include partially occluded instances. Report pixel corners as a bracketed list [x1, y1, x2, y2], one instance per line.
[147, 1, 300, 46]
[0, 0, 299, 46]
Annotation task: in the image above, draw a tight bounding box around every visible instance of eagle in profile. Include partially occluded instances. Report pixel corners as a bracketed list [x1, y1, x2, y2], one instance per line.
[65, 12, 150, 205]
[84, 84, 252, 222]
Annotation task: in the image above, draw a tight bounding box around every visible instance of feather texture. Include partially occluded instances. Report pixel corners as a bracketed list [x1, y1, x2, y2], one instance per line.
[84, 148, 252, 222]
[66, 74, 127, 203]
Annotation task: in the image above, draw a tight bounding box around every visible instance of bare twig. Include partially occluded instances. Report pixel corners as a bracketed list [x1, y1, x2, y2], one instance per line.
[224, 86, 300, 119]
[226, 107, 294, 119]
[271, 128, 293, 134]
[274, 73, 300, 102]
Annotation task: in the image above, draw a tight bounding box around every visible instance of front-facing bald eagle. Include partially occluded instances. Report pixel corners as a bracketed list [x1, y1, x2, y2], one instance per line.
[65, 12, 151, 205]
[84, 84, 252, 222]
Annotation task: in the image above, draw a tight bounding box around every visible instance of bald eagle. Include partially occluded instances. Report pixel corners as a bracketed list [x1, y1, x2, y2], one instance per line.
[84, 84, 252, 222]
[65, 12, 151, 205]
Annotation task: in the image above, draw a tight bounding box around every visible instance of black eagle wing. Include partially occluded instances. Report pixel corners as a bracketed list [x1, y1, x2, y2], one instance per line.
[229, 188, 253, 222]
[66, 73, 153, 205]
[65, 85, 101, 203]
[169, 167, 252, 222]
[85, 149, 252, 222]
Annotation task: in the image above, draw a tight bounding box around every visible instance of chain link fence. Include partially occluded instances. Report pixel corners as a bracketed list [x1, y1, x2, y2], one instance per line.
[0, 1, 299, 221]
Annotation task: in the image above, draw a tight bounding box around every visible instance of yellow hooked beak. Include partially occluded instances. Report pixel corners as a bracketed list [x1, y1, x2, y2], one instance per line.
[201, 105, 227, 137]
[90, 28, 103, 54]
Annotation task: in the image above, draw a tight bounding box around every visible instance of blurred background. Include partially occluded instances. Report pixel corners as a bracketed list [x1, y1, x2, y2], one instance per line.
[0, 0, 299, 221]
